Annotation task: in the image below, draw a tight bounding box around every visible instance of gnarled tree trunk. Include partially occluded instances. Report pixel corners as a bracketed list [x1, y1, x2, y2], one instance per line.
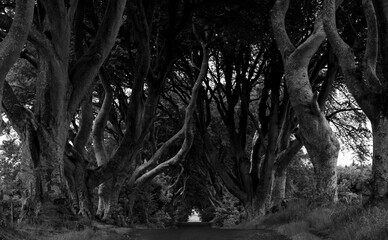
[371, 117, 388, 201]
[271, 0, 340, 202]
[2, 0, 127, 223]
[0, 0, 34, 111]
[323, 0, 388, 204]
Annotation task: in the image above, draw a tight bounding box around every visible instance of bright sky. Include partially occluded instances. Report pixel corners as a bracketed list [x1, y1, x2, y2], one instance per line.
[338, 150, 355, 166]
[337, 120, 372, 166]
[188, 210, 201, 222]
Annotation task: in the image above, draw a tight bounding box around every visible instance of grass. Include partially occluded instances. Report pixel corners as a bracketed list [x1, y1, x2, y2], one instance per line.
[12, 219, 131, 240]
[254, 200, 388, 240]
[276, 221, 309, 236]
[330, 207, 388, 240]
[0, 225, 36, 240]
[42, 228, 127, 240]
[261, 200, 310, 225]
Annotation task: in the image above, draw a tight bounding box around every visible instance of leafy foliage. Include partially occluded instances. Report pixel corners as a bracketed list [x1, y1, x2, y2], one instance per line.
[212, 191, 244, 227]
[0, 123, 21, 195]
[337, 165, 372, 204]
[127, 174, 172, 227]
[286, 151, 316, 200]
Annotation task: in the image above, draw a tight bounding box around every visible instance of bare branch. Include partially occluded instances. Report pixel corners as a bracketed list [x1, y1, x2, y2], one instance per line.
[2, 81, 35, 137]
[292, 0, 342, 67]
[134, 31, 210, 186]
[92, 68, 113, 165]
[40, 0, 71, 58]
[323, 0, 380, 119]
[326, 108, 362, 119]
[362, 0, 382, 92]
[270, 0, 295, 60]
[275, 139, 303, 172]
[73, 92, 93, 153]
[292, 15, 326, 67]
[68, 0, 126, 116]
[168, 164, 185, 190]
[68, 0, 80, 24]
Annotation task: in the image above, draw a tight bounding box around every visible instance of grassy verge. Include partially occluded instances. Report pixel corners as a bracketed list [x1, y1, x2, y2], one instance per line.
[253, 201, 388, 240]
[6, 220, 132, 240]
[39, 228, 127, 240]
[330, 206, 388, 240]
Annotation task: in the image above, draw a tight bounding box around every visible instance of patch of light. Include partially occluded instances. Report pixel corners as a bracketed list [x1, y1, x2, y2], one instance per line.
[188, 209, 201, 222]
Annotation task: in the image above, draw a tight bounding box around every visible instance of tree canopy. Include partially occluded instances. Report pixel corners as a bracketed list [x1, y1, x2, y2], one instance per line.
[0, 0, 384, 228]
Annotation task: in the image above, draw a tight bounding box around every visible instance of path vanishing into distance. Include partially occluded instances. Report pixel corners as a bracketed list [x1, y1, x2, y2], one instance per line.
[124, 222, 289, 240]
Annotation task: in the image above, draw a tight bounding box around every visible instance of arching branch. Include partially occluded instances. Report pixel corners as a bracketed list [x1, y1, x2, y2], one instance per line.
[323, 0, 380, 120]
[0, 0, 34, 113]
[92, 68, 113, 166]
[68, 0, 126, 116]
[270, 0, 295, 61]
[134, 29, 210, 186]
[362, 0, 382, 92]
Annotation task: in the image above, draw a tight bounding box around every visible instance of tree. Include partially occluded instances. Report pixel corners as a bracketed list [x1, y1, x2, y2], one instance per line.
[0, 0, 378, 225]
[85, 1, 210, 221]
[323, 0, 388, 204]
[271, 0, 341, 202]
[1, 0, 214, 224]
[191, 34, 303, 217]
[2, 0, 126, 222]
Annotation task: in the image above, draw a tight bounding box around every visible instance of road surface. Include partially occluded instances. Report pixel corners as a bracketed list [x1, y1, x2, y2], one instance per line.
[124, 223, 289, 240]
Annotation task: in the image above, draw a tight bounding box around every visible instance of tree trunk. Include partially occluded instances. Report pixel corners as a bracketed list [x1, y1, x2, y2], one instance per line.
[309, 141, 339, 202]
[28, 54, 71, 223]
[34, 129, 69, 224]
[371, 116, 388, 203]
[323, 0, 388, 203]
[287, 69, 340, 202]
[2, 0, 127, 223]
[96, 181, 111, 219]
[271, 0, 340, 202]
[272, 169, 287, 206]
[99, 176, 126, 224]
[244, 198, 264, 220]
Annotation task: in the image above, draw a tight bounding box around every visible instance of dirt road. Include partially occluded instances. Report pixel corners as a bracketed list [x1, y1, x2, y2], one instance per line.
[124, 224, 289, 240]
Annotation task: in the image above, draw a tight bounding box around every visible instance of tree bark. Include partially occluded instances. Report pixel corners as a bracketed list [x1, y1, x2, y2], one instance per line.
[371, 117, 388, 201]
[272, 169, 287, 205]
[25, 38, 73, 220]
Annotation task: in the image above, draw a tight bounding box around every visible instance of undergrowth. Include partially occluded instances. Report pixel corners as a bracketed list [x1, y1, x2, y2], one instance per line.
[260, 200, 388, 240]
[330, 206, 388, 240]
[261, 200, 310, 225]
